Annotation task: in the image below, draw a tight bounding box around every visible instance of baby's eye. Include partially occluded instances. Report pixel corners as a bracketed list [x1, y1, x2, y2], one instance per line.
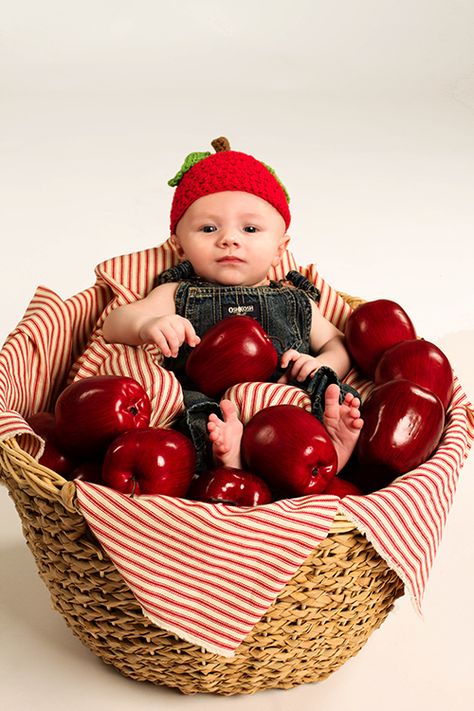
[201, 225, 217, 233]
[243, 226, 258, 233]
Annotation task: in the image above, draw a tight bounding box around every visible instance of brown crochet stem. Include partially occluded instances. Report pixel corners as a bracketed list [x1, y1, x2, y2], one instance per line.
[211, 137, 231, 152]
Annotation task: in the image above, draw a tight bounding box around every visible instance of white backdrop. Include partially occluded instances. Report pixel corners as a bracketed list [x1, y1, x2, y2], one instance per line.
[1, 2, 473, 709]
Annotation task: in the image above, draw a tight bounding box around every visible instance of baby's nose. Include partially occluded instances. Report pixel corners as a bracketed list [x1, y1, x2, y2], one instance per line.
[218, 229, 241, 246]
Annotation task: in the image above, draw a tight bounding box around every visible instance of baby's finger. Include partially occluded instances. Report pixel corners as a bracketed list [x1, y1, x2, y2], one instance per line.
[149, 330, 173, 357]
[183, 319, 201, 348]
[289, 357, 315, 382]
[280, 349, 300, 369]
[160, 324, 182, 358]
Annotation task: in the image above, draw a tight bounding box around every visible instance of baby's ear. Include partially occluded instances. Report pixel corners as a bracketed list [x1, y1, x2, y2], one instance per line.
[272, 233, 291, 265]
[170, 234, 185, 258]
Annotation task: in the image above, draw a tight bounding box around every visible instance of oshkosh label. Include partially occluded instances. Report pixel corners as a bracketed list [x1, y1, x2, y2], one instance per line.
[223, 299, 261, 321]
[228, 305, 254, 314]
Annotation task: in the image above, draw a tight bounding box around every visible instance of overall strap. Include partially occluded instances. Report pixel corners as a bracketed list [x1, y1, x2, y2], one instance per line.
[284, 271, 321, 302]
[156, 260, 196, 285]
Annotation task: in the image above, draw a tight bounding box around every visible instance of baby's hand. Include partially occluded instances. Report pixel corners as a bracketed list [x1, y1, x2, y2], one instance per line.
[138, 315, 200, 358]
[278, 349, 324, 384]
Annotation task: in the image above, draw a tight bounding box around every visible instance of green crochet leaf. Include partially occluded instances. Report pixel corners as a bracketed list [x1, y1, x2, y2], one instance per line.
[261, 161, 291, 203]
[168, 151, 211, 187]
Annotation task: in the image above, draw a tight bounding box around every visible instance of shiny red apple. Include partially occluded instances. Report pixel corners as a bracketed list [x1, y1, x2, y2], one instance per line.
[188, 466, 272, 506]
[55, 375, 151, 458]
[356, 379, 445, 478]
[322, 477, 363, 497]
[28, 411, 78, 476]
[374, 338, 453, 410]
[102, 427, 196, 496]
[241, 405, 338, 496]
[186, 315, 278, 397]
[345, 299, 417, 379]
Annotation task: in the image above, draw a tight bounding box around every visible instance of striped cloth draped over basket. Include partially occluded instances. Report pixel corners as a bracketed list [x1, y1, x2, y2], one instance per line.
[1, 239, 473, 660]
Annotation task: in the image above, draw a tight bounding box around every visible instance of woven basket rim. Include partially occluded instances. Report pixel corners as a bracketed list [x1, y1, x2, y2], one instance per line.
[0, 437, 357, 533]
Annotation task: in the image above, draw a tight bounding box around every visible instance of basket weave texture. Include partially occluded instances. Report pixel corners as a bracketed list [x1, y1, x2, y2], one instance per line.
[0, 284, 405, 695]
[0, 438, 403, 694]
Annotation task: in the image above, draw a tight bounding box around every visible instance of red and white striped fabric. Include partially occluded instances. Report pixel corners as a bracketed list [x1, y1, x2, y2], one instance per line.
[1, 240, 473, 657]
[74, 482, 341, 655]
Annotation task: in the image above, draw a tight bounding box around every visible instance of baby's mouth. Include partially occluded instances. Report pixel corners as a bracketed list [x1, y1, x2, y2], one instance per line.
[217, 256, 244, 263]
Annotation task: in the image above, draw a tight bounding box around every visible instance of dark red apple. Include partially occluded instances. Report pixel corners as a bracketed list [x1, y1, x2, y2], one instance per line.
[28, 411, 78, 476]
[341, 460, 398, 495]
[322, 477, 363, 497]
[356, 379, 445, 477]
[186, 315, 278, 397]
[374, 338, 453, 410]
[345, 299, 417, 379]
[241, 405, 338, 496]
[55, 375, 151, 458]
[102, 427, 196, 496]
[70, 459, 104, 484]
[188, 466, 272, 506]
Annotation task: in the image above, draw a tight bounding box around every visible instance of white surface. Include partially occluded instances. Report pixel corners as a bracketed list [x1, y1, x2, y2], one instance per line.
[1, 2, 474, 708]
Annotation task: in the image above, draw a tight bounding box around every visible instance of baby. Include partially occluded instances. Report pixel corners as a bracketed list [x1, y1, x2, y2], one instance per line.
[102, 137, 363, 475]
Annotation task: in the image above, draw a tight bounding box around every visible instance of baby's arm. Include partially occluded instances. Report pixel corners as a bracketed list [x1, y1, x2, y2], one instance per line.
[101, 282, 200, 358]
[279, 300, 351, 383]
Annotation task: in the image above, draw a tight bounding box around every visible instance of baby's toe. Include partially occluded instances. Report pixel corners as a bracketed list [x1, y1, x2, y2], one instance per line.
[325, 383, 341, 401]
[207, 422, 219, 435]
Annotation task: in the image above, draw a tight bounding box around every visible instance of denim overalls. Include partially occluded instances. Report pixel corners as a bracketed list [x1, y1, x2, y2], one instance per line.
[156, 261, 358, 471]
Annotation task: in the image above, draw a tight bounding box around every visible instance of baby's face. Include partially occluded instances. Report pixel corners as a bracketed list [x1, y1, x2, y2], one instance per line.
[171, 191, 289, 286]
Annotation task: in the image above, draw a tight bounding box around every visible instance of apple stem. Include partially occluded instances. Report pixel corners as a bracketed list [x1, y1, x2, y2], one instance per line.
[311, 467, 319, 477]
[131, 478, 138, 497]
[129, 406, 139, 416]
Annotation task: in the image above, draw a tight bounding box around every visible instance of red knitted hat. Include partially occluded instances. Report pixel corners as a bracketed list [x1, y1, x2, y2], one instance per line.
[168, 137, 291, 234]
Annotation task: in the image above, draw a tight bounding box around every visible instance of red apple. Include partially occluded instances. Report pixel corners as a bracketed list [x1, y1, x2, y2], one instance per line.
[341, 460, 398, 495]
[188, 466, 272, 506]
[345, 299, 417, 379]
[70, 459, 104, 484]
[374, 338, 453, 410]
[322, 477, 363, 497]
[356, 379, 445, 477]
[186, 316, 278, 397]
[28, 411, 78, 476]
[241, 405, 338, 496]
[102, 427, 196, 496]
[55, 375, 151, 458]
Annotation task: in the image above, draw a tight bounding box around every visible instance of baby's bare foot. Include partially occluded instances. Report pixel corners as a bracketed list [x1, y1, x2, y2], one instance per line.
[207, 399, 244, 469]
[323, 383, 364, 473]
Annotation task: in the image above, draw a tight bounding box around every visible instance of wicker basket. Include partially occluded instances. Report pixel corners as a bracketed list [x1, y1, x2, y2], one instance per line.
[0, 454, 404, 695]
[0, 289, 405, 695]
